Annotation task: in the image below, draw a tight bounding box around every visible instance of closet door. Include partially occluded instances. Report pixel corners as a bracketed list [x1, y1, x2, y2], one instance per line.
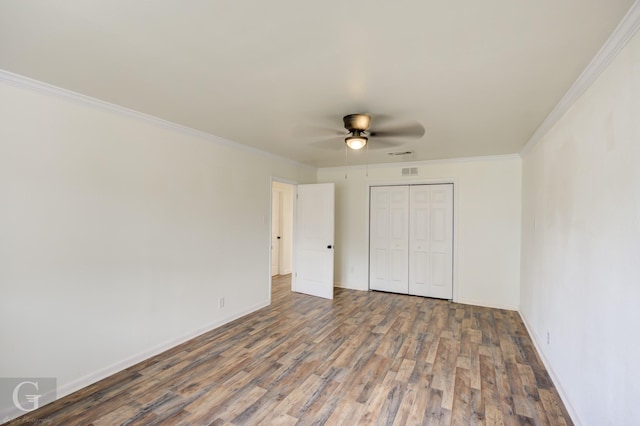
[369, 186, 409, 293]
[409, 184, 453, 299]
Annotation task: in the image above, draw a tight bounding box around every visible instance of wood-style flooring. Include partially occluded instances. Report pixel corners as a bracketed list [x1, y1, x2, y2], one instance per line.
[9, 275, 572, 425]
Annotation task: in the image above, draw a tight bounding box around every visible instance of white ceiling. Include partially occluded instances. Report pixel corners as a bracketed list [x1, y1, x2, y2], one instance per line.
[0, 1, 634, 167]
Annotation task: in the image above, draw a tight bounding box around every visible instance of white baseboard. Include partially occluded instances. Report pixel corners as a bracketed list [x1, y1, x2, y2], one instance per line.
[333, 281, 368, 291]
[518, 311, 582, 426]
[0, 300, 270, 424]
[454, 297, 518, 311]
[333, 285, 520, 311]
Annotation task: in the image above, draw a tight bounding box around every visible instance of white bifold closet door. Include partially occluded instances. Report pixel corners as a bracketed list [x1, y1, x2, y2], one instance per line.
[369, 184, 453, 299]
[369, 186, 409, 293]
[408, 184, 453, 299]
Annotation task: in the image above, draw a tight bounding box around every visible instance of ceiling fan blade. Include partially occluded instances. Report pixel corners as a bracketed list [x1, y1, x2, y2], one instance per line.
[367, 139, 404, 149]
[369, 114, 395, 127]
[309, 136, 344, 150]
[369, 122, 425, 139]
[293, 124, 345, 137]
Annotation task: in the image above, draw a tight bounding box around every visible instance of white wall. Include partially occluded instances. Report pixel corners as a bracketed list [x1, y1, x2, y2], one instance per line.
[317, 156, 522, 310]
[520, 30, 640, 425]
[0, 77, 315, 419]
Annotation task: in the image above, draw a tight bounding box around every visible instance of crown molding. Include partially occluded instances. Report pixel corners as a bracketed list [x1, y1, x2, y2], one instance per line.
[317, 153, 521, 172]
[0, 69, 315, 171]
[521, 0, 640, 156]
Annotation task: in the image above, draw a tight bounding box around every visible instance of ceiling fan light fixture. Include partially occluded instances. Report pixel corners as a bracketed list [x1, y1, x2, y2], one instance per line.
[345, 135, 368, 150]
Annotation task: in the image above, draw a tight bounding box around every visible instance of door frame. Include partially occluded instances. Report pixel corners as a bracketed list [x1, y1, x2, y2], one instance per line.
[365, 177, 458, 302]
[271, 187, 282, 276]
[292, 182, 335, 299]
[269, 177, 298, 303]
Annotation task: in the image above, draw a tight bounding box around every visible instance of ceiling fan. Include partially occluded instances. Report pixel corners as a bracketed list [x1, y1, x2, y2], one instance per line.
[307, 113, 425, 150]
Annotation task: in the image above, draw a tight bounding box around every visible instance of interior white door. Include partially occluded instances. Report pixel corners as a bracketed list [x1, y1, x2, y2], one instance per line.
[409, 184, 453, 299]
[294, 183, 335, 299]
[271, 189, 281, 276]
[369, 186, 409, 293]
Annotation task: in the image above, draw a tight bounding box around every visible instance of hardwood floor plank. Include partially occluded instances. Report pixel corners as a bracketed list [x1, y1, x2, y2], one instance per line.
[357, 371, 399, 424]
[408, 360, 433, 389]
[274, 373, 322, 416]
[396, 358, 417, 383]
[7, 274, 572, 426]
[506, 360, 533, 419]
[323, 400, 366, 425]
[215, 384, 267, 422]
[486, 403, 507, 426]
[392, 385, 418, 426]
[539, 388, 571, 426]
[424, 388, 445, 425]
[290, 377, 340, 420]
[518, 363, 550, 426]
[451, 366, 472, 425]
[470, 387, 485, 425]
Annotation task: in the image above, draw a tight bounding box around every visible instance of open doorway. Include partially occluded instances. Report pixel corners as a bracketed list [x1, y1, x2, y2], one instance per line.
[270, 180, 335, 301]
[271, 181, 294, 277]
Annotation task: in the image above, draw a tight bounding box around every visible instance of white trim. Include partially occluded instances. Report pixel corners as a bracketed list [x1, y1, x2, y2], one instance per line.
[455, 298, 518, 312]
[271, 177, 300, 186]
[0, 300, 269, 424]
[521, 0, 640, 156]
[270, 177, 299, 295]
[519, 311, 582, 426]
[0, 69, 314, 171]
[334, 281, 367, 291]
[269, 176, 298, 300]
[319, 154, 521, 172]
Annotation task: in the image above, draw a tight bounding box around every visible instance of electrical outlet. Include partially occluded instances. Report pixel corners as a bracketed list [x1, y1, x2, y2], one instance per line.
[219, 297, 225, 308]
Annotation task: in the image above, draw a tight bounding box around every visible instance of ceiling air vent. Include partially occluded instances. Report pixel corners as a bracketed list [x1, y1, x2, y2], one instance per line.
[401, 167, 418, 176]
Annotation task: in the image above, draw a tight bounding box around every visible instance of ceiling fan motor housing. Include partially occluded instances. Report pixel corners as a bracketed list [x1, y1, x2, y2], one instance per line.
[343, 114, 371, 132]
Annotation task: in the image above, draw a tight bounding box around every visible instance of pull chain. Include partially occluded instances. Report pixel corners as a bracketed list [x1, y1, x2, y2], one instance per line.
[366, 141, 369, 177]
[344, 144, 348, 179]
